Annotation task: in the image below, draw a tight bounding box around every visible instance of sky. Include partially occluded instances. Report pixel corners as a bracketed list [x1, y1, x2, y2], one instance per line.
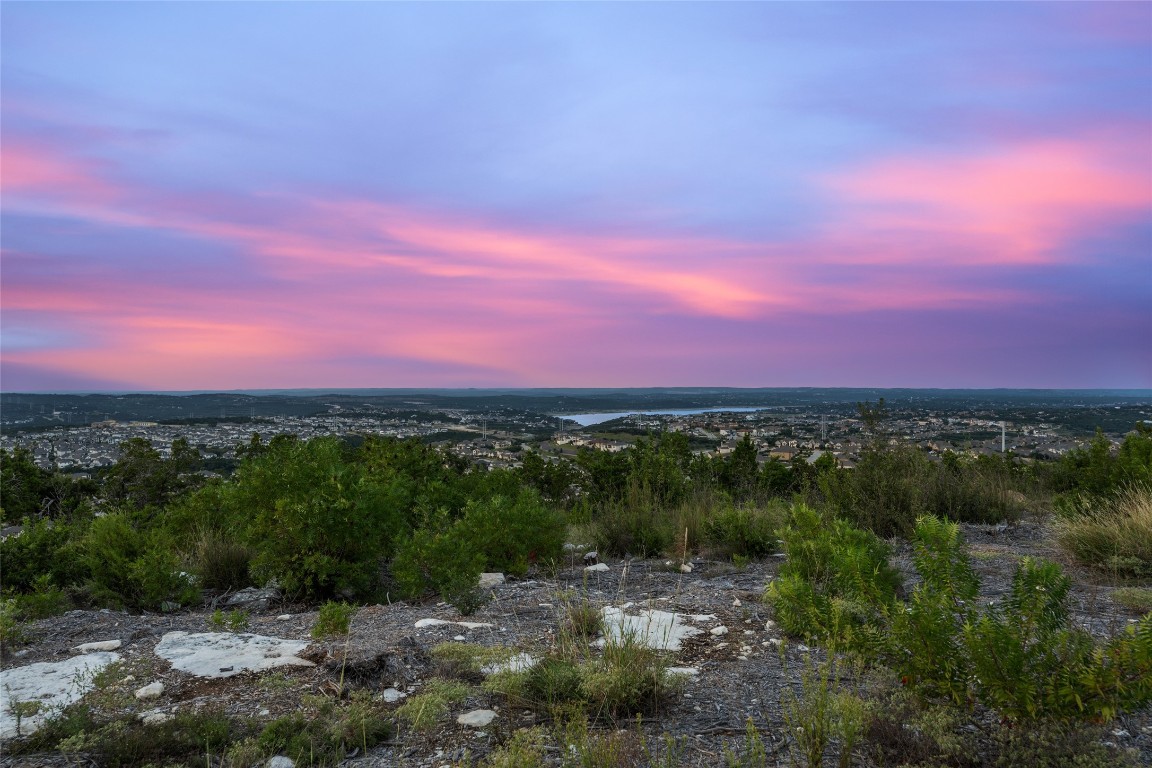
[2, 2, 1150, 392]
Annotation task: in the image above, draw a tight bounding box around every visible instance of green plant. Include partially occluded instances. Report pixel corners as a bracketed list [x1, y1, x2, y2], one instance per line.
[395, 677, 471, 731]
[579, 634, 675, 720]
[391, 512, 486, 605]
[1113, 586, 1152, 614]
[194, 528, 252, 591]
[1057, 486, 1152, 576]
[83, 512, 198, 612]
[592, 480, 675, 558]
[764, 504, 900, 651]
[0, 598, 27, 648]
[208, 608, 250, 632]
[702, 502, 784, 560]
[256, 691, 392, 766]
[721, 718, 769, 768]
[991, 718, 1140, 768]
[311, 601, 355, 639]
[780, 658, 835, 768]
[966, 558, 1152, 721]
[887, 516, 978, 702]
[484, 726, 549, 767]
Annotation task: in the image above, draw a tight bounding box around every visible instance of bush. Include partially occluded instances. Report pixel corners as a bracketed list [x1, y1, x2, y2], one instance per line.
[390, 514, 486, 606]
[395, 677, 471, 730]
[0, 516, 89, 593]
[888, 516, 978, 702]
[83, 513, 198, 612]
[1057, 486, 1152, 576]
[764, 504, 900, 651]
[456, 490, 566, 575]
[701, 501, 783, 560]
[193, 528, 252, 591]
[593, 480, 675, 558]
[256, 691, 392, 765]
[312, 601, 355, 639]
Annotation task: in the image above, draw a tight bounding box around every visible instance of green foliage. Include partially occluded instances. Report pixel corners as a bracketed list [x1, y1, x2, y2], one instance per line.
[1, 447, 96, 524]
[456, 489, 566, 576]
[256, 691, 392, 765]
[701, 501, 784, 560]
[391, 511, 486, 608]
[208, 608, 249, 632]
[83, 512, 198, 612]
[764, 504, 900, 650]
[395, 677, 471, 730]
[483, 726, 550, 767]
[1052, 425, 1152, 498]
[0, 515, 89, 593]
[991, 719, 1140, 768]
[592, 479, 675, 558]
[1113, 587, 1152, 614]
[193, 527, 252, 591]
[966, 558, 1152, 721]
[239, 436, 406, 601]
[102, 437, 202, 510]
[888, 516, 978, 702]
[311, 600, 355, 639]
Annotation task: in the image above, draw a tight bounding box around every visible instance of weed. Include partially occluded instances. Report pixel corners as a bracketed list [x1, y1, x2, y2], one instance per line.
[702, 501, 785, 560]
[311, 600, 355, 639]
[721, 718, 770, 768]
[257, 690, 392, 766]
[208, 608, 250, 632]
[395, 677, 471, 731]
[1057, 486, 1152, 577]
[194, 528, 252, 591]
[780, 658, 834, 768]
[483, 726, 549, 767]
[1113, 586, 1152, 614]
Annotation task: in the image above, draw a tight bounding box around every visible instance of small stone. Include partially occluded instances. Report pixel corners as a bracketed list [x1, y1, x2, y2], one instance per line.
[135, 682, 164, 700]
[666, 666, 700, 677]
[454, 635, 466, 641]
[679, 563, 693, 573]
[277, 614, 292, 621]
[267, 757, 296, 768]
[457, 709, 497, 727]
[139, 709, 173, 725]
[583, 551, 598, 563]
[732, 598, 742, 607]
[478, 573, 505, 589]
[585, 563, 609, 572]
[1112, 729, 1130, 738]
[710, 626, 729, 636]
[765, 620, 776, 632]
[74, 639, 122, 653]
[381, 688, 406, 703]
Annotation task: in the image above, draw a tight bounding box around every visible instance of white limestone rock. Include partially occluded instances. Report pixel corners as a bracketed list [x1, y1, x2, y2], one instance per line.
[73, 639, 122, 653]
[154, 632, 313, 679]
[135, 682, 164, 700]
[481, 653, 537, 675]
[710, 626, 729, 637]
[381, 687, 407, 703]
[584, 563, 610, 573]
[139, 709, 173, 725]
[0, 652, 121, 738]
[414, 619, 494, 630]
[597, 607, 703, 651]
[267, 757, 296, 768]
[457, 709, 497, 727]
[478, 573, 505, 588]
[666, 666, 700, 677]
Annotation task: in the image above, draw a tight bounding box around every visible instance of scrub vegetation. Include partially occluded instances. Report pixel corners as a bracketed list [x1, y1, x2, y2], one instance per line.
[1, 410, 1150, 765]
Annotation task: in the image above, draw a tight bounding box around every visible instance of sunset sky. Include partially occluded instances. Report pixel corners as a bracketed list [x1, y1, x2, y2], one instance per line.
[2, 2, 1150, 391]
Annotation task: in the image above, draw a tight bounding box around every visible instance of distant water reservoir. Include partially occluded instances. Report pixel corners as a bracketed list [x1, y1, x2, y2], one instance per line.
[556, 407, 774, 427]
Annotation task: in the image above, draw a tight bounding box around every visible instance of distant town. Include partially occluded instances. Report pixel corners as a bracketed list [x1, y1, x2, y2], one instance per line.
[3, 389, 1149, 475]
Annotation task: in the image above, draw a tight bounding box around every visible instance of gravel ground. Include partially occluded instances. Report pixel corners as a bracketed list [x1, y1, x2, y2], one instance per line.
[3, 518, 1150, 767]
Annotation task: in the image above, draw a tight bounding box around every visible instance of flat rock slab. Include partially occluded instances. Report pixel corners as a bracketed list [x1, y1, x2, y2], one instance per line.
[413, 619, 494, 630]
[0, 652, 121, 739]
[598, 607, 703, 652]
[154, 632, 314, 679]
[457, 709, 497, 727]
[73, 639, 122, 653]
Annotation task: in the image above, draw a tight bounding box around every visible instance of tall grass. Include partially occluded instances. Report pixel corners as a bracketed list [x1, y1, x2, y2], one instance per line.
[1057, 486, 1152, 577]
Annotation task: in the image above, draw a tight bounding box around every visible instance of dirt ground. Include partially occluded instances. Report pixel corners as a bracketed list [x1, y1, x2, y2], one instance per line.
[3, 516, 1150, 767]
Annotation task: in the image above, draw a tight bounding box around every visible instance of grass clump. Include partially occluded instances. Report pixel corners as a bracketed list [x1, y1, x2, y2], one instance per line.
[255, 690, 392, 766]
[395, 677, 471, 731]
[208, 608, 249, 632]
[1113, 586, 1152, 614]
[311, 600, 355, 639]
[193, 528, 252, 591]
[701, 501, 784, 560]
[1057, 486, 1152, 577]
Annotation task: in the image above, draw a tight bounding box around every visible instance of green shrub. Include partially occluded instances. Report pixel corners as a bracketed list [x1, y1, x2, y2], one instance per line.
[0, 516, 89, 593]
[991, 718, 1140, 768]
[311, 601, 355, 639]
[257, 691, 392, 766]
[456, 490, 566, 575]
[10, 575, 70, 620]
[593, 480, 675, 558]
[764, 504, 900, 650]
[193, 528, 252, 591]
[1057, 486, 1152, 576]
[83, 513, 198, 612]
[966, 558, 1152, 721]
[701, 502, 783, 560]
[483, 726, 549, 768]
[391, 515, 485, 606]
[888, 516, 978, 702]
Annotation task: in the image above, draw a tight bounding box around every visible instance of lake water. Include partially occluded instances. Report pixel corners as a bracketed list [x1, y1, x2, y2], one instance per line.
[556, 407, 776, 427]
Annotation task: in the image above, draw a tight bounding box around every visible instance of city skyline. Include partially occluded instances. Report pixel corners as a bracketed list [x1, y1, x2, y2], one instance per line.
[3, 2, 1150, 391]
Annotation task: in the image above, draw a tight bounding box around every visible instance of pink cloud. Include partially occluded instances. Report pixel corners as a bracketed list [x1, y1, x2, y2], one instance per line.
[823, 133, 1152, 265]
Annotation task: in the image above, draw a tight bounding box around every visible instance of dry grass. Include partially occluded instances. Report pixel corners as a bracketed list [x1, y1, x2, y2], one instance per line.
[1057, 487, 1152, 577]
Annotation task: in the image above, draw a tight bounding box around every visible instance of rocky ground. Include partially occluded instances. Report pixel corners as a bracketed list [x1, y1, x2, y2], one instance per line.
[2, 517, 1150, 767]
